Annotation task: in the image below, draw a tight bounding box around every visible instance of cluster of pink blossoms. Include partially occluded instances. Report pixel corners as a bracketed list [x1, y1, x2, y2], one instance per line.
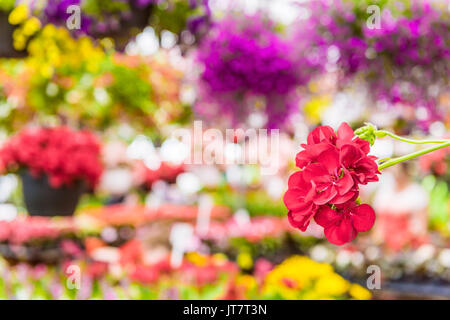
[284, 123, 381, 245]
[0, 217, 76, 244]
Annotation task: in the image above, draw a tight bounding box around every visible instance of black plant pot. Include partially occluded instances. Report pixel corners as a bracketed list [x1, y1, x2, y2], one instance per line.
[0, 11, 27, 58]
[20, 170, 84, 217]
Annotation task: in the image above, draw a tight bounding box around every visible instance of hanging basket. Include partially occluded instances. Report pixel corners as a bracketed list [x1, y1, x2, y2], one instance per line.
[92, 3, 153, 51]
[20, 170, 85, 217]
[0, 11, 27, 58]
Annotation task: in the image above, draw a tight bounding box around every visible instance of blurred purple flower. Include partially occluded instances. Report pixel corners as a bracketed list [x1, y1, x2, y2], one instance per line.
[43, 0, 91, 34]
[195, 14, 306, 129]
[293, 0, 449, 130]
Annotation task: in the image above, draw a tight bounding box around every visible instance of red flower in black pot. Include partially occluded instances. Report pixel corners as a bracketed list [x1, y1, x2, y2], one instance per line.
[0, 126, 103, 216]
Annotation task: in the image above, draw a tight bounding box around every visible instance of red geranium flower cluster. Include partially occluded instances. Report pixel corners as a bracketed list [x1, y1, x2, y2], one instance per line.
[284, 123, 380, 245]
[0, 126, 103, 188]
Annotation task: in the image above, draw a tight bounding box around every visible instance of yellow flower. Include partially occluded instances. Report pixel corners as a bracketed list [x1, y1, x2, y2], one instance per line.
[25, 25, 105, 79]
[262, 255, 356, 300]
[237, 252, 253, 270]
[22, 17, 41, 36]
[314, 273, 350, 296]
[8, 4, 29, 25]
[13, 39, 26, 51]
[39, 64, 54, 78]
[211, 253, 228, 265]
[349, 284, 372, 300]
[41, 24, 57, 38]
[304, 95, 331, 124]
[261, 283, 298, 300]
[12, 29, 26, 50]
[236, 275, 257, 290]
[303, 291, 334, 300]
[185, 252, 208, 266]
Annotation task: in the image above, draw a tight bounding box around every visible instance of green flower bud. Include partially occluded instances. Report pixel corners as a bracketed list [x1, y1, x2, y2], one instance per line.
[354, 123, 378, 146]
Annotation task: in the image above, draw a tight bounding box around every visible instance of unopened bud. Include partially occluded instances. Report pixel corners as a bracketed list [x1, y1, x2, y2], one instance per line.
[355, 123, 379, 146]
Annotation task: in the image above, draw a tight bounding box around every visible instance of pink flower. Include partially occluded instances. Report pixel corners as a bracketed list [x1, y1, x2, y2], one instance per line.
[86, 261, 109, 280]
[130, 265, 160, 284]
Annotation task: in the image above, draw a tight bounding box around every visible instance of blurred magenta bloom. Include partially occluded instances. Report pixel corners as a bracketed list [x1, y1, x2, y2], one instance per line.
[195, 14, 306, 129]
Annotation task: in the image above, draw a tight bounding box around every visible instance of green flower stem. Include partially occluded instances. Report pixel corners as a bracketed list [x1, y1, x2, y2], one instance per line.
[355, 123, 449, 170]
[376, 130, 448, 145]
[378, 141, 450, 171]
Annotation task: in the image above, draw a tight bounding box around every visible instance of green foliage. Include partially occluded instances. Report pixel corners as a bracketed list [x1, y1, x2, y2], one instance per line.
[151, 0, 202, 36]
[179, 277, 227, 300]
[422, 175, 449, 231]
[0, 0, 15, 12]
[214, 188, 286, 217]
[82, 0, 129, 16]
[105, 63, 155, 114]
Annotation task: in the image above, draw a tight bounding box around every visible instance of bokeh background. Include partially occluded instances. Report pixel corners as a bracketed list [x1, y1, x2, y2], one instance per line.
[0, 0, 448, 300]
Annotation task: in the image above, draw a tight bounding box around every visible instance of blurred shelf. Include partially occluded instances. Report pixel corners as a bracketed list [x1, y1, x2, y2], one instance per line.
[376, 282, 450, 300]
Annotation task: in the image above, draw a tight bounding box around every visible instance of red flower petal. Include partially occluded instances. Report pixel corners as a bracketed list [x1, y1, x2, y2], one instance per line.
[283, 188, 314, 212]
[288, 209, 316, 232]
[287, 171, 304, 188]
[307, 126, 336, 145]
[296, 142, 335, 169]
[314, 206, 340, 227]
[324, 216, 357, 245]
[316, 146, 340, 173]
[313, 186, 338, 205]
[335, 169, 355, 196]
[351, 204, 376, 232]
[340, 144, 363, 168]
[336, 122, 354, 143]
[303, 163, 329, 183]
[353, 137, 371, 154]
[330, 189, 358, 205]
